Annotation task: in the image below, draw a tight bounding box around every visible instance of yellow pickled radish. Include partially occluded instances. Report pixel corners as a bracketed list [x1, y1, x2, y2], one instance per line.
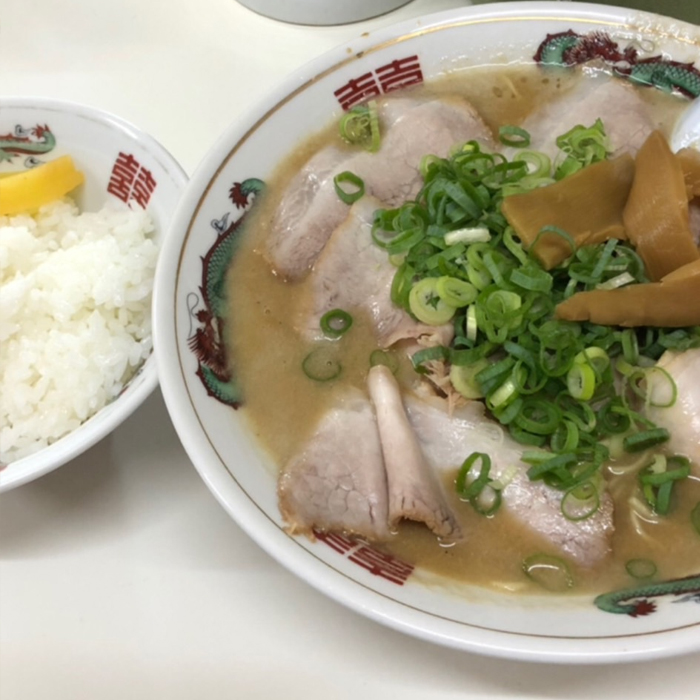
[0, 155, 85, 215]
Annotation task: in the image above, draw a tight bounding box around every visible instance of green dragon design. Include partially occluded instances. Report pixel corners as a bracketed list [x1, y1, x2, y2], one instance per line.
[534, 30, 700, 98]
[594, 573, 700, 616]
[188, 177, 265, 407]
[0, 124, 56, 162]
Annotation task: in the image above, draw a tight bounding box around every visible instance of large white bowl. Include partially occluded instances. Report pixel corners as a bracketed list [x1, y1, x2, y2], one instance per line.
[153, 2, 700, 663]
[0, 98, 187, 492]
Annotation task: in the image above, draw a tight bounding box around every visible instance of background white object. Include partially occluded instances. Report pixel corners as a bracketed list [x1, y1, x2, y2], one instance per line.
[236, 0, 412, 25]
[2, 0, 700, 698]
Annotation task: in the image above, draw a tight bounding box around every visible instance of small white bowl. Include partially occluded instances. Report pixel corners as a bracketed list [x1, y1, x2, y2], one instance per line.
[0, 98, 187, 492]
[154, 2, 700, 663]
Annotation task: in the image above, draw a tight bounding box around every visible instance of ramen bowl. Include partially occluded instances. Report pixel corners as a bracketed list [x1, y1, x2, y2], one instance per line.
[153, 2, 700, 662]
[0, 98, 187, 492]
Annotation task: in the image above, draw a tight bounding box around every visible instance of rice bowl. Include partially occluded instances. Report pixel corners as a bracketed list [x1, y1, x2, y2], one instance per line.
[0, 97, 187, 492]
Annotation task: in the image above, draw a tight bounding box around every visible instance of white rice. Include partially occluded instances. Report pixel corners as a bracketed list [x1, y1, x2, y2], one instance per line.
[0, 197, 158, 463]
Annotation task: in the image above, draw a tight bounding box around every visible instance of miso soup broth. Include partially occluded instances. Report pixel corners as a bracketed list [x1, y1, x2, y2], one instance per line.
[225, 64, 700, 596]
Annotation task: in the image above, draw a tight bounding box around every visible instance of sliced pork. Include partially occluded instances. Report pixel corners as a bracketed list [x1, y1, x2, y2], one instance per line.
[520, 78, 654, 162]
[367, 365, 461, 541]
[278, 389, 390, 540]
[266, 95, 495, 281]
[646, 348, 700, 468]
[298, 196, 453, 347]
[404, 396, 614, 567]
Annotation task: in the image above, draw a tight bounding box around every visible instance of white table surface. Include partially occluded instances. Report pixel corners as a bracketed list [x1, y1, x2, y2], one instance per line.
[2, 0, 700, 697]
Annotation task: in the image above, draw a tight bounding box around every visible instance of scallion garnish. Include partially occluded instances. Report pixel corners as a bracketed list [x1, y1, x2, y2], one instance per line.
[436, 276, 477, 308]
[625, 558, 657, 580]
[638, 455, 690, 516]
[369, 349, 399, 374]
[522, 553, 574, 592]
[320, 309, 353, 338]
[302, 347, 342, 382]
[566, 363, 596, 401]
[455, 452, 501, 516]
[499, 125, 531, 147]
[366, 128, 700, 506]
[450, 359, 488, 400]
[692, 502, 700, 536]
[339, 100, 381, 152]
[333, 171, 365, 205]
[561, 480, 600, 521]
[623, 428, 671, 453]
[408, 277, 456, 325]
[444, 227, 491, 245]
[554, 118, 609, 180]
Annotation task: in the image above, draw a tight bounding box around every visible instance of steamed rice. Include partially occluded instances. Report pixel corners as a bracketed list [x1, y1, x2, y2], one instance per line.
[0, 197, 158, 463]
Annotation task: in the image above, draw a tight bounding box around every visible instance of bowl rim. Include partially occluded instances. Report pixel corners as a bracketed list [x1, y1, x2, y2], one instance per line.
[153, 1, 700, 663]
[0, 96, 188, 493]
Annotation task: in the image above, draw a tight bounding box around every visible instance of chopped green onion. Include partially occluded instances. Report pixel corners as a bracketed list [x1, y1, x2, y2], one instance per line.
[489, 464, 519, 491]
[554, 118, 609, 180]
[369, 349, 399, 373]
[596, 271, 635, 290]
[444, 227, 491, 245]
[494, 396, 523, 425]
[450, 359, 488, 400]
[466, 305, 478, 342]
[436, 276, 477, 307]
[644, 366, 678, 408]
[333, 171, 365, 204]
[625, 558, 657, 580]
[302, 347, 341, 382]
[411, 345, 449, 373]
[692, 502, 700, 536]
[503, 227, 529, 265]
[509, 266, 553, 293]
[471, 483, 502, 516]
[455, 453, 502, 516]
[550, 418, 580, 453]
[499, 125, 531, 147]
[623, 428, 670, 453]
[487, 371, 521, 410]
[639, 455, 690, 486]
[620, 329, 639, 364]
[566, 363, 596, 401]
[339, 100, 380, 152]
[515, 398, 561, 436]
[522, 554, 574, 592]
[320, 309, 353, 338]
[527, 452, 577, 481]
[561, 480, 601, 521]
[455, 452, 492, 500]
[639, 455, 689, 516]
[409, 277, 456, 325]
[530, 225, 576, 261]
[656, 480, 674, 516]
[513, 149, 551, 178]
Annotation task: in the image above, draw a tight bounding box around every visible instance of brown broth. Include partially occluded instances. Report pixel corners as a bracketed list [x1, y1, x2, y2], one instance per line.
[225, 64, 697, 595]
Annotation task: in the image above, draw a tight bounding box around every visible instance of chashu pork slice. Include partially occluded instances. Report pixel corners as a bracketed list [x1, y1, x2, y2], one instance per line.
[646, 348, 700, 469]
[278, 389, 390, 540]
[518, 78, 654, 162]
[266, 95, 495, 281]
[405, 395, 614, 567]
[298, 195, 453, 348]
[367, 365, 462, 541]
